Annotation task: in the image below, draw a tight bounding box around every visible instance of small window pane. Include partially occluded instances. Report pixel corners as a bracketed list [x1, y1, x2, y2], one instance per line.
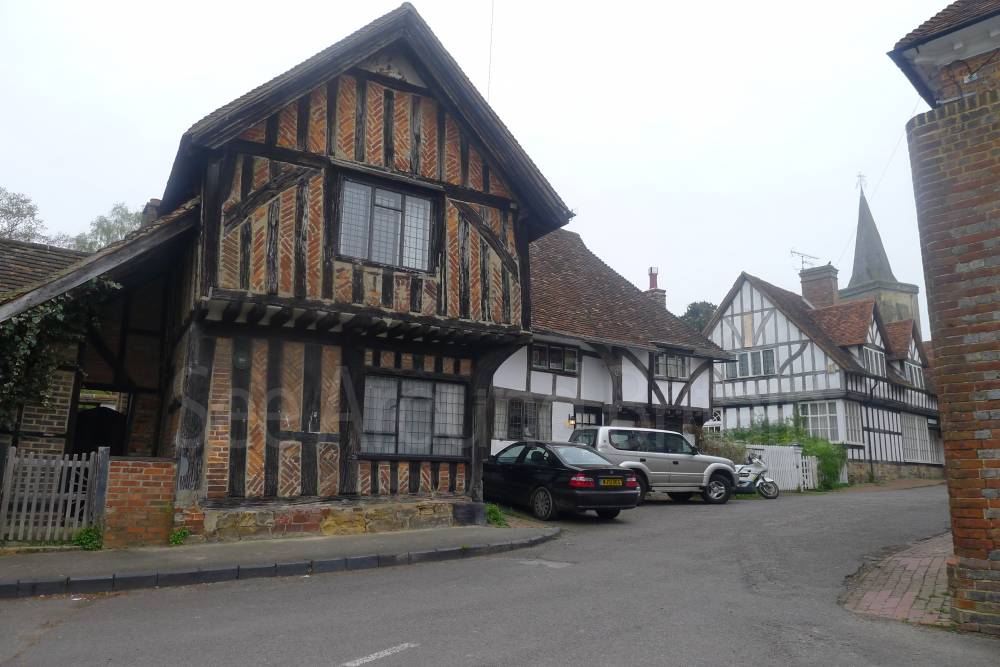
[494, 398, 508, 439]
[340, 182, 372, 259]
[726, 360, 738, 378]
[434, 383, 465, 437]
[362, 376, 397, 435]
[762, 349, 775, 375]
[374, 188, 402, 209]
[751, 351, 762, 376]
[402, 196, 431, 270]
[738, 353, 749, 377]
[524, 401, 539, 439]
[532, 347, 548, 369]
[508, 399, 524, 438]
[564, 350, 577, 373]
[371, 205, 401, 265]
[398, 395, 432, 455]
[549, 347, 564, 371]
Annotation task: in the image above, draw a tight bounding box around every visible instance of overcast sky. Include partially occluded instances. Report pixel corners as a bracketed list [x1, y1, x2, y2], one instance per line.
[0, 1, 943, 331]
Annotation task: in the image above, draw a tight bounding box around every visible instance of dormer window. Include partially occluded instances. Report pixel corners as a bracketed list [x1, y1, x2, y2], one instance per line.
[339, 179, 433, 271]
[862, 347, 886, 377]
[904, 362, 925, 389]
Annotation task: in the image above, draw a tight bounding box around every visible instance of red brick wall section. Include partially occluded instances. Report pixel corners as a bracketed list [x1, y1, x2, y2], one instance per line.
[906, 88, 1000, 634]
[104, 459, 177, 548]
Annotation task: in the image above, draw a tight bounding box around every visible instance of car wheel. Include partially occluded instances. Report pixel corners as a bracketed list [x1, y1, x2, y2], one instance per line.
[634, 473, 649, 504]
[530, 487, 558, 521]
[596, 509, 620, 520]
[701, 474, 732, 505]
[667, 492, 693, 503]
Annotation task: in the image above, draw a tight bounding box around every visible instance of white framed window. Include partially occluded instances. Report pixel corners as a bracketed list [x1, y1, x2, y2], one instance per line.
[904, 362, 925, 389]
[727, 349, 775, 379]
[655, 354, 688, 379]
[339, 180, 433, 271]
[799, 401, 839, 441]
[361, 376, 466, 457]
[902, 413, 933, 463]
[845, 401, 863, 444]
[862, 347, 886, 377]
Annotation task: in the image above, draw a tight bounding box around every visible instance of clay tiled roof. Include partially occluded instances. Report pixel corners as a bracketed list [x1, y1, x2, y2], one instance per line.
[893, 0, 1000, 51]
[884, 319, 917, 361]
[164, 3, 571, 239]
[810, 299, 877, 347]
[0, 240, 88, 293]
[529, 229, 727, 358]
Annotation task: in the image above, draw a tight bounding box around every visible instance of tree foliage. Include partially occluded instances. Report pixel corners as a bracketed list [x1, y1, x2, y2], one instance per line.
[679, 300, 718, 333]
[51, 203, 142, 252]
[0, 279, 118, 430]
[0, 186, 45, 242]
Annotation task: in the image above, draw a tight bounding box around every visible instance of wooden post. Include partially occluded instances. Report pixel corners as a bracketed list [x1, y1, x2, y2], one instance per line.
[0, 446, 15, 540]
[175, 327, 217, 497]
[339, 342, 366, 495]
[90, 447, 110, 529]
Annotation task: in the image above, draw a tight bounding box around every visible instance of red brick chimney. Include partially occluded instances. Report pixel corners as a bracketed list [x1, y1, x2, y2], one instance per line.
[645, 267, 666, 309]
[799, 263, 839, 308]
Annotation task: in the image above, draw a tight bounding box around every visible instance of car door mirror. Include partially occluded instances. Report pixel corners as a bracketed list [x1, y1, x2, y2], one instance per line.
[487, 455, 497, 464]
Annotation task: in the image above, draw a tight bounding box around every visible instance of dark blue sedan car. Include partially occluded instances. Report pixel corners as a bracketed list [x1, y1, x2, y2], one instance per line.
[483, 442, 640, 520]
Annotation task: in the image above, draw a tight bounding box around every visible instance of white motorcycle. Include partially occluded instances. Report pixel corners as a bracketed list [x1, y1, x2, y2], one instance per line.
[733, 453, 780, 499]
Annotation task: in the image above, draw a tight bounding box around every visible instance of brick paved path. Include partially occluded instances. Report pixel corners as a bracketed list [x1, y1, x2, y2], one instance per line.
[841, 532, 952, 627]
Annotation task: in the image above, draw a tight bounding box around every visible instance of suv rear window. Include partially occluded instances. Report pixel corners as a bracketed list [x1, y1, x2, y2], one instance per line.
[552, 445, 610, 465]
[569, 429, 596, 446]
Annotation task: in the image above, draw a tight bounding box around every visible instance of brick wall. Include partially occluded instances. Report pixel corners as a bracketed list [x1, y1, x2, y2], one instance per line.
[928, 49, 1000, 104]
[906, 88, 1000, 635]
[103, 458, 177, 548]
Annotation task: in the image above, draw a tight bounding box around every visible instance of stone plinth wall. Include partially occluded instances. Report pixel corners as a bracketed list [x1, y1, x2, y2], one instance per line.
[907, 89, 1000, 634]
[845, 461, 945, 485]
[195, 498, 483, 542]
[104, 458, 177, 548]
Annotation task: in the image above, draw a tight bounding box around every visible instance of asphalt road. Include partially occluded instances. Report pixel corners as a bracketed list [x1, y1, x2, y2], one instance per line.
[2, 485, 997, 666]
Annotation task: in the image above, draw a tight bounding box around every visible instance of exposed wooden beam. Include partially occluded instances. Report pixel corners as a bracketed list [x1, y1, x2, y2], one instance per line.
[315, 311, 341, 331]
[294, 309, 318, 329]
[269, 306, 294, 328]
[245, 302, 267, 325]
[221, 300, 243, 324]
[343, 314, 373, 332]
[367, 319, 388, 336]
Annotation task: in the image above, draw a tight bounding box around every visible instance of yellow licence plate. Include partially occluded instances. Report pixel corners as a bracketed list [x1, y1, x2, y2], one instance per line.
[600, 478, 623, 487]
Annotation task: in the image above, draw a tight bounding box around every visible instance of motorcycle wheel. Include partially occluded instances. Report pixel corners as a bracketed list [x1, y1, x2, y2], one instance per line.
[757, 481, 780, 499]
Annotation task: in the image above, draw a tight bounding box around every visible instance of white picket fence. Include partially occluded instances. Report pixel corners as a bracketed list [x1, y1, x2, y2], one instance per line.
[744, 443, 845, 491]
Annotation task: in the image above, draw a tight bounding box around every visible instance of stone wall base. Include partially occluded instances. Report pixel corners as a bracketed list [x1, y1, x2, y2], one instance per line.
[845, 461, 944, 485]
[177, 497, 485, 542]
[948, 556, 1000, 636]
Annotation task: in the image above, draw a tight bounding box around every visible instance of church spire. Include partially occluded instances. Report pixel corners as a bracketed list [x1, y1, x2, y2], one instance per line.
[848, 187, 898, 288]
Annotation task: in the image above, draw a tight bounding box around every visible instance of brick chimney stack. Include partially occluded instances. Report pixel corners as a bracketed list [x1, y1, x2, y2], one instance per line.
[645, 266, 666, 309]
[141, 198, 161, 228]
[799, 263, 839, 308]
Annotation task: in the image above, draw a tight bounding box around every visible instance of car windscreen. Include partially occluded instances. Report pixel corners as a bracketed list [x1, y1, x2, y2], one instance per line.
[552, 445, 612, 466]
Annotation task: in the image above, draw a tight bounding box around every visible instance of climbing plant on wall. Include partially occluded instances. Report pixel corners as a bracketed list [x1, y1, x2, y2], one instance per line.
[0, 279, 119, 430]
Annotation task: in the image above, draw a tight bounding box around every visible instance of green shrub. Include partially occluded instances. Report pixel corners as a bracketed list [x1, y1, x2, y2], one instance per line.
[698, 433, 748, 464]
[485, 503, 507, 527]
[73, 526, 103, 551]
[168, 527, 191, 546]
[725, 418, 847, 491]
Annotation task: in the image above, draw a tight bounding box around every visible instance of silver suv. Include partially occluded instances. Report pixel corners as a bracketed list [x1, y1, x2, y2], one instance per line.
[568, 427, 737, 504]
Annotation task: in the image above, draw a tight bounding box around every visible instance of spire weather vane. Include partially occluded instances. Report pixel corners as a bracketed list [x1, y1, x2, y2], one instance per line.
[856, 172, 867, 190]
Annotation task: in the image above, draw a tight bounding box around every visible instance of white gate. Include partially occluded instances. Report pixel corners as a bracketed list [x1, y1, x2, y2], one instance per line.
[745, 444, 809, 491]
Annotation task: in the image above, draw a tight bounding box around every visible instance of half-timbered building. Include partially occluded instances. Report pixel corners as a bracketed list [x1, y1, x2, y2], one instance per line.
[705, 268, 942, 481]
[491, 230, 729, 453]
[0, 4, 572, 533]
